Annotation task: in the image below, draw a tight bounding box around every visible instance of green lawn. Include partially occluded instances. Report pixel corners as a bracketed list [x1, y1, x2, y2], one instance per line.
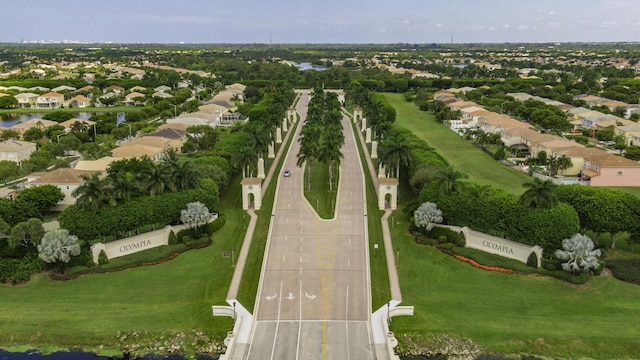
[0, 174, 248, 354]
[388, 203, 640, 359]
[382, 93, 531, 195]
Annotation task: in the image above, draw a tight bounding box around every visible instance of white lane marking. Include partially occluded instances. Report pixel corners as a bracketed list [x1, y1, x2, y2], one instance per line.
[348, 258, 350, 267]
[296, 280, 302, 360]
[346, 285, 350, 360]
[305, 292, 317, 300]
[286, 292, 295, 300]
[283, 255, 286, 262]
[269, 281, 284, 360]
[266, 293, 277, 301]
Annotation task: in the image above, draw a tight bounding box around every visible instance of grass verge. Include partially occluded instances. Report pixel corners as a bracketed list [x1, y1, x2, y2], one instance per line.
[349, 119, 390, 310]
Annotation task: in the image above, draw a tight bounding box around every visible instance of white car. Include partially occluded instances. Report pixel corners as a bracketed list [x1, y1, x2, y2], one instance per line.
[283, 169, 291, 177]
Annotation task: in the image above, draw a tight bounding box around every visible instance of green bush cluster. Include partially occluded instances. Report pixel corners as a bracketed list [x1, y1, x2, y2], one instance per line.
[606, 259, 640, 285]
[0, 256, 42, 284]
[435, 188, 579, 250]
[427, 227, 460, 244]
[59, 180, 218, 240]
[209, 213, 226, 233]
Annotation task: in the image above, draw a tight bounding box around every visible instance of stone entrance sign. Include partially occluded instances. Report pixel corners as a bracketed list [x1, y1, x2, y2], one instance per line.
[462, 227, 543, 267]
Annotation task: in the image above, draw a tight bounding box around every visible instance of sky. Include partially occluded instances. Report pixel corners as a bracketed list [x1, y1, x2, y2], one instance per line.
[2, 0, 640, 44]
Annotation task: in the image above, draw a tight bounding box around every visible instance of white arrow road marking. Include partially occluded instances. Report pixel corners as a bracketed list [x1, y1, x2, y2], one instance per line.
[286, 292, 295, 300]
[305, 292, 316, 300]
[266, 293, 277, 301]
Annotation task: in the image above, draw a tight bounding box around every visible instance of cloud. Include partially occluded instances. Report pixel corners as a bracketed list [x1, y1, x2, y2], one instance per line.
[548, 10, 556, 15]
[379, 27, 387, 32]
[503, 23, 510, 29]
[518, 25, 530, 30]
[137, 15, 219, 25]
[403, 19, 410, 24]
[435, 23, 443, 28]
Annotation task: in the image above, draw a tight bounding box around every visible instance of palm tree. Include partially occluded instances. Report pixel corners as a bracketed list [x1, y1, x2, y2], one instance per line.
[519, 177, 558, 209]
[466, 183, 492, 198]
[72, 173, 114, 213]
[145, 162, 172, 196]
[317, 138, 343, 191]
[112, 171, 143, 202]
[378, 134, 412, 179]
[434, 166, 468, 196]
[296, 140, 317, 191]
[557, 154, 573, 176]
[231, 145, 258, 178]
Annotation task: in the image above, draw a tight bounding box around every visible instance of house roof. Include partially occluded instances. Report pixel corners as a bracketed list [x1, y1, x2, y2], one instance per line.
[226, 83, 246, 92]
[64, 95, 91, 103]
[586, 154, 640, 168]
[199, 103, 226, 114]
[59, 118, 96, 128]
[129, 86, 147, 92]
[212, 91, 236, 102]
[553, 146, 608, 158]
[538, 139, 585, 150]
[39, 91, 64, 98]
[29, 168, 97, 185]
[111, 145, 164, 158]
[74, 156, 118, 172]
[126, 91, 145, 99]
[14, 93, 40, 99]
[122, 136, 170, 149]
[158, 123, 190, 132]
[142, 128, 186, 140]
[51, 85, 76, 92]
[503, 127, 539, 137]
[77, 85, 94, 92]
[152, 91, 173, 98]
[154, 85, 171, 92]
[0, 140, 36, 152]
[12, 119, 58, 130]
[519, 131, 558, 143]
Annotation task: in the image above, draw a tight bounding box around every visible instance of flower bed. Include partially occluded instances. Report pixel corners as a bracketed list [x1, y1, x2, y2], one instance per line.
[454, 255, 514, 274]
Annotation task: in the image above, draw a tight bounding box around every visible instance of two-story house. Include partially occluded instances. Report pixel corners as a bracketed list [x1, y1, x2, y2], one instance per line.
[35, 92, 65, 109]
[0, 140, 36, 165]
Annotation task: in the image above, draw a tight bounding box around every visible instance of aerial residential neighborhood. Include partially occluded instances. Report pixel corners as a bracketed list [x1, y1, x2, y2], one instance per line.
[1, 2, 640, 359]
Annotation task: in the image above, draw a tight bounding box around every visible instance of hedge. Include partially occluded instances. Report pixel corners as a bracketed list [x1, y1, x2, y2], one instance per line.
[606, 259, 640, 285]
[59, 180, 219, 240]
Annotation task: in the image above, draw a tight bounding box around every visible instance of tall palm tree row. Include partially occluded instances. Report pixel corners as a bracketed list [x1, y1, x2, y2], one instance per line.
[296, 88, 345, 191]
[72, 151, 202, 213]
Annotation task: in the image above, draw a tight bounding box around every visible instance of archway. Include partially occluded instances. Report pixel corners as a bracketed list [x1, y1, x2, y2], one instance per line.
[378, 178, 398, 210]
[241, 178, 262, 210]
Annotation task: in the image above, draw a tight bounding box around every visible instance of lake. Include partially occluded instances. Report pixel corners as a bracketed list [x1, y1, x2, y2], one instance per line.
[0, 113, 93, 128]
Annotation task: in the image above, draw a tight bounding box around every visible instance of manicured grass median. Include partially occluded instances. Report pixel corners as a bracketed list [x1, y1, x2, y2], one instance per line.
[303, 161, 337, 219]
[382, 93, 530, 195]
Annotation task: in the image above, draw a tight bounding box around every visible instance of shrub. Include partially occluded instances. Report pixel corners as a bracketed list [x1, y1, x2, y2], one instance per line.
[537, 267, 591, 284]
[168, 230, 178, 245]
[209, 213, 226, 233]
[526, 252, 538, 268]
[455, 232, 466, 247]
[606, 259, 640, 285]
[592, 260, 605, 276]
[439, 243, 455, 251]
[98, 250, 109, 265]
[428, 227, 459, 244]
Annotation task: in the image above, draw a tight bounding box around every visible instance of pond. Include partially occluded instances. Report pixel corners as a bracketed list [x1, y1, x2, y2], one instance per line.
[0, 112, 93, 128]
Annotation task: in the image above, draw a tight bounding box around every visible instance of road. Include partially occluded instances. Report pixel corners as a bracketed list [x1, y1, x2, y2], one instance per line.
[245, 90, 375, 359]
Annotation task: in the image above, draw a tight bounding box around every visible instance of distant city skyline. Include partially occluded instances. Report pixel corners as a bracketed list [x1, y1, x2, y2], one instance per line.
[2, 0, 640, 44]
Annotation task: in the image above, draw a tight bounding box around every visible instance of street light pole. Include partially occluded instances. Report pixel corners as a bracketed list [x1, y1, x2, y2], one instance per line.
[124, 123, 132, 139]
[387, 301, 390, 326]
[171, 104, 177, 119]
[233, 301, 236, 321]
[56, 133, 63, 143]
